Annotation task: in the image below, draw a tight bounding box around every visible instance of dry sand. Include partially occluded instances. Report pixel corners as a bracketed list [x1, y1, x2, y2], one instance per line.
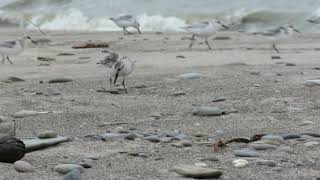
[0, 28, 320, 179]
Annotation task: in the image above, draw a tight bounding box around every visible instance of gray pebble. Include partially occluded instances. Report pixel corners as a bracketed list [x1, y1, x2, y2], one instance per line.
[37, 130, 58, 139]
[13, 160, 34, 173]
[124, 133, 138, 141]
[261, 135, 285, 143]
[234, 149, 260, 157]
[63, 169, 81, 180]
[144, 136, 160, 143]
[249, 143, 278, 150]
[79, 162, 92, 168]
[280, 133, 301, 140]
[54, 164, 84, 174]
[255, 159, 277, 167]
[300, 132, 320, 138]
[181, 140, 193, 147]
[304, 141, 319, 147]
[47, 87, 61, 96]
[199, 157, 219, 162]
[178, 73, 203, 80]
[120, 176, 137, 180]
[304, 80, 320, 86]
[159, 137, 173, 143]
[192, 106, 225, 116]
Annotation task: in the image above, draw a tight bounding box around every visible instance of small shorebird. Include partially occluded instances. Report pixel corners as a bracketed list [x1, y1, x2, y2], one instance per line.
[181, 20, 229, 50]
[253, 25, 300, 53]
[0, 36, 37, 64]
[110, 14, 141, 35]
[99, 51, 135, 93]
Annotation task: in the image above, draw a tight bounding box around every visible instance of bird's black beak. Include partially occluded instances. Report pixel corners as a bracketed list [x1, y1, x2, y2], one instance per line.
[31, 40, 38, 45]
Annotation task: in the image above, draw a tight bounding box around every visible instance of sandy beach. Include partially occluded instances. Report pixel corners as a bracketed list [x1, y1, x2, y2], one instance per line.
[0, 28, 320, 179]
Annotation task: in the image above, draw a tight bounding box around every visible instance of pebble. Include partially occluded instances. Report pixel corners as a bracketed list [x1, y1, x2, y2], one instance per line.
[171, 91, 186, 96]
[124, 133, 138, 141]
[54, 164, 84, 174]
[250, 71, 260, 75]
[178, 73, 203, 80]
[116, 127, 130, 134]
[144, 136, 160, 143]
[47, 87, 61, 96]
[37, 56, 56, 61]
[99, 133, 124, 140]
[271, 55, 281, 59]
[37, 130, 58, 139]
[255, 140, 281, 146]
[82, 155, 98, 161]
[300, 132, 320, 138]
[14, 110, 38, 118]
[2, 76, 25, 83]
[300, 120, 315, 126]
[234, 149, 259, 157]
[194, 162, 207, 167]
[172, 165, 223, 178]
[63, 169, 81, 180]
[79, 162, 92, 168]
[199, 157, 219, 162]
[48, 78, 73, 83]
[159, 137, 173, 143]
[181, 140, 193, 147]
[304, 141, 319, 147]
[192, 106, 225, 116]
[304, 80, 320, 86]
[261, 135, 285, 143]
[212, 98, 226, 102]
[208, 130, 225, 140]
[280, 133, 301, 140]
[176, 55, 186, 58]
[285, 63, 296, 66]
[13, 160, 34, 173]
[232, 159, 249, 168]
[249, 143, 278, 150]
[120, 176, 137, 180]
[255, 159, 277, 167]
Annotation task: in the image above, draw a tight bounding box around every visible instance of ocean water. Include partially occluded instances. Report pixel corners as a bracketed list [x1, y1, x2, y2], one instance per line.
[0, 0, 320, 32]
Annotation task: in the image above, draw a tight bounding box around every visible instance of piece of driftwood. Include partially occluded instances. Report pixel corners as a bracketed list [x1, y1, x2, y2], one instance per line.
[72, 42, 109, 49]
[213, 134, 265, 152]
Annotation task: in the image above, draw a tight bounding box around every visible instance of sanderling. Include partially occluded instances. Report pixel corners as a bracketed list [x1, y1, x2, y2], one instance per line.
[99, 51, 135, 93]
[0, 36, 37, 64]
[181, 20, 229, 50]
[253, 25, 300, 53]
[110, 14, 141, 35]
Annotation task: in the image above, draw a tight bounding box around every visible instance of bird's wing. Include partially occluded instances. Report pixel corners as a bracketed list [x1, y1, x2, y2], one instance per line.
[99, 58, 118, 68]
[0, 40, 16, 48]
[117, 14, 134, 21]
[184, 21, 209, 29]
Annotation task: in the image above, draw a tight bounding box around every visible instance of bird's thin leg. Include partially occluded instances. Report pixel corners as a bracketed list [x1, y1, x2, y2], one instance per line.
[122, 77, 128, 93]
[272, 43, 279, 53]
[123, 27, 127, 35]
[204, 38, 212, 50]
[6, 56, 13, 64]
[189, 35, 196, 49]
[1, 55, 5, 64]
[137, 27, 141, 34]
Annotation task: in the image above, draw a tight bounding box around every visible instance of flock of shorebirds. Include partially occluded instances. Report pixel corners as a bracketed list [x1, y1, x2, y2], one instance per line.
[0, 14, 317, 93]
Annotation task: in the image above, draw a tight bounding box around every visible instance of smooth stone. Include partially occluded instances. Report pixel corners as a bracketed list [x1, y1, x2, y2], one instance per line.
[304, 80, 320, 86]
[208, 130, 225, 140]
[159, 137, 173, 143]
[2, 77, 25, 83]
[23, 137, 69, 152]
[232, 159, 249, 168]
[280, 134, 301, 140]
[249, 143, 278, 150]
[47, 87, 61, 96]
[172, 165, 222, 178]
[261, 135, 285, 143]
[250, 71, 260, 75]
[116, 127, 130, 134]
[37, 131, 58, 139]
[54, 164, 84, 175]
[194, 162, 207, 167]
[14, 110, 39, 118]
[144, 136, 160, 143]
[304, 141, 319, 147]
[285, 63, 296, 66]
[63, 169, 81, 180]
[255, 160, 277, 167]
[13, 160, 34, 173]
[48, 78, 73, 83]
[271, 55, 281, 59]
[254, 140, 281, 146]
[300, 120, 315, 126]
[192, 106, 225, 116]
[173, 132, 188, 140]
[82, 155, 98, 161]
[124, 133, 138, 141]
[120, 176, 137, 180]
[79, 162, 92, 168]
[37, 56, 56, 61]
[234, 149, 259, 157]
[178, 73, 203, 80]
[181, 140, 193, 147]
[99, 133, 124, 140]
[171, 91, 186, 96]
